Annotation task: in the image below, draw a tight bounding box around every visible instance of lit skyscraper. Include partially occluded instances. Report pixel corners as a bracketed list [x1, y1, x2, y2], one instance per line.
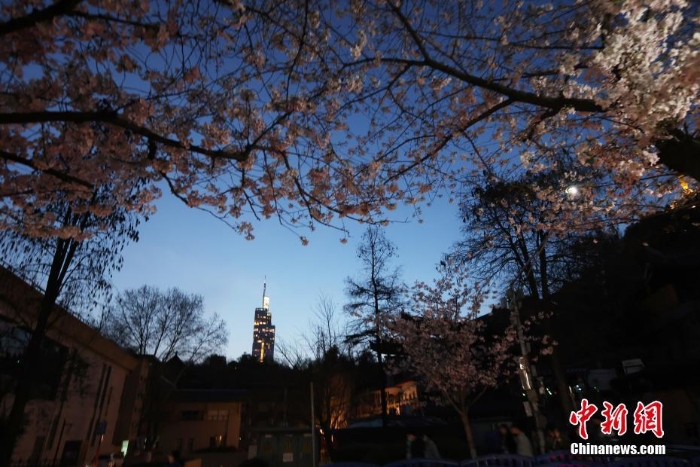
[252, 281, 275, 362]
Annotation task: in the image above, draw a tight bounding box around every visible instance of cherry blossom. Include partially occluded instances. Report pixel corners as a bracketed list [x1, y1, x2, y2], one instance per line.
[1, 0, 698, 241]
[387, 261, 534, 458]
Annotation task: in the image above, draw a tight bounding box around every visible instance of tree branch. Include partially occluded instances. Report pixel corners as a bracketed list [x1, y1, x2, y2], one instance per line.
[68, 11, 160, 30]
[0, 111, 251, 162]
[0, 0, 83, 36]
[0, 149, 94, 189]
[384, 4, 605, 114]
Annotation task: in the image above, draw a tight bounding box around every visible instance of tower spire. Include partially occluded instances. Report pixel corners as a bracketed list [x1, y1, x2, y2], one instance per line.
[252, 276, 275, 362]
[262, 276, 267, 308]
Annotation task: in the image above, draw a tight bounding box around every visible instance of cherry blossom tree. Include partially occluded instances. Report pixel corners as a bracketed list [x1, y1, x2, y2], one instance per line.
[298, 0, 700, 206]
[449, 163, 628, 416]
[3, 0, 698, 244]
[0, 0, 410, 242]
[388, 263, 522, 459]
[280, 0, 698, 229]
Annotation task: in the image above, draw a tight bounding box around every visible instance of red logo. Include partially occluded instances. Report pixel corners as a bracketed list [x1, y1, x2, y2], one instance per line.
[600, 402, 629, 436]
[633, 401, 664, 438]
[569, 398, 598, 440]
[570, 400, 664, 439]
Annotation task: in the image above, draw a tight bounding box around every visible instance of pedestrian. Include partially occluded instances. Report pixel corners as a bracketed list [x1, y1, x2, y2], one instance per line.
[499, 424, 517, 454]
[510, 424, 534, 457]
[423, 433, 441, 459]
[406, 430, 426, 459]
[166, 451, 182, 467]
[545, 422, 570, 451]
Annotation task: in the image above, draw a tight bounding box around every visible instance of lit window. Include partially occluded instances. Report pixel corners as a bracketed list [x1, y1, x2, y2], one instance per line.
[207, 410, 229, 421]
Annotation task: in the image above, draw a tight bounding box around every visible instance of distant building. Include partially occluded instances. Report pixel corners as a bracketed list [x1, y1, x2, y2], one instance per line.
[159, 389, 245, 454]
[251, 282, 275, 362]
[353, 380, 421, 419]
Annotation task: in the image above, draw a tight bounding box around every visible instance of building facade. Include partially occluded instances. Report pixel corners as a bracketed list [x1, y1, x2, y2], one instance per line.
[159, 389, 244, 456]
[0, 267, 145, 467]
[251, 283, 275, 362]
[352, 380, 421, 420]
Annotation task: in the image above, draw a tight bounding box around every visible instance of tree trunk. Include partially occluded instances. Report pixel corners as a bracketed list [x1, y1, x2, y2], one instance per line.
[321, 426, 336, 461]
[540, 273, 574, 418]
[316, 378, 337, 461]
[0, 207, 97, 467]
[458, 407, 478, 459]
[538, 250, 574, 419]
[539, 306, 574, 416]
[0, 291, 58, 467]
[549, 346, 574, 416]
[0, 231, 76, 467]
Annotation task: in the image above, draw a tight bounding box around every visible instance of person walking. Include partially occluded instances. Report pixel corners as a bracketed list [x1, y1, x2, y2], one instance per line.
[406, 431, 426, 459]
[499, 424, 517, 454]
[545, 423, 570, 451]
[423, 433, 441, 459]
[510, 424, 534, 457]
[166, 451, 183, 467]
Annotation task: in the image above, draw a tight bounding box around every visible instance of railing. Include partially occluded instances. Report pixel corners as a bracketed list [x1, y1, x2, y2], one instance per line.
[462, 455, 537, 467]
[9, 460, 62, 467]
[326, 453, 692, 467]
[329, 463, 389, 467]
[386, 460, 459, 467]
[534, 450, 613, 465]
[608, 458, 689, 467]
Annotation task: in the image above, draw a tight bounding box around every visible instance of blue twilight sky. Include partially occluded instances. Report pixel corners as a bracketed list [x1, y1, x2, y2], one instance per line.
[110, 192, 463, 362]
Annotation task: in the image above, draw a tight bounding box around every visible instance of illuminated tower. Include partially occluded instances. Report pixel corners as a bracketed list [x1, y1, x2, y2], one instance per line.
[252, 281, 275, 362]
